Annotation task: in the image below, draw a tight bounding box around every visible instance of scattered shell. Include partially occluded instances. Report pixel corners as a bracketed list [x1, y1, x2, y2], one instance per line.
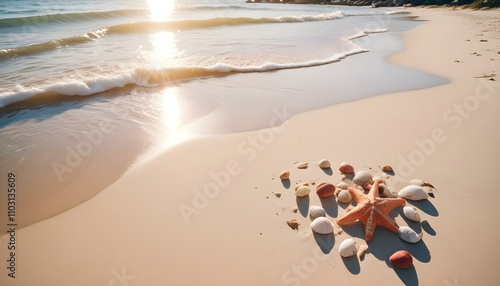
[272, 191, 282, 198]
[279, 171, 290, 180]
[309, 206, 326, 220]
[310, 217, 334, 234]
[409, 179, 435, 189]
[295, 185, 311, 197]
[382, 165, 394, 172]
[398, 226, 421, 243]
[398, 185, 429, 201]
[316, 182, 335, 198]
[339, 162, 355, 174]
[287, 219, 300, 230]
[292, 208, 298, 213]
[336, 182, 349, 190]
[362, 181, 372, 190]
[357, 245, 369, 260]
[297, 162, 308, 169]
[318, 159, 331, 169]
[389, 250, 413, 269]
[339, 238, 357, 258]
[403, 206, 421, 222]
[353, 171, 373, 186]
[337, 189, 352, 204]
[380, 184, 397, 198]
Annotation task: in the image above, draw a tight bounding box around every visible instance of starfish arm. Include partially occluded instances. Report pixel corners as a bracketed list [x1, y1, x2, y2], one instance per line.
[347, 187, 366, 204]
[377, 198, 406, 215]
[368, 179, 382, 200]
[377, 209, 399, 233]
[336, 205, 368, 226]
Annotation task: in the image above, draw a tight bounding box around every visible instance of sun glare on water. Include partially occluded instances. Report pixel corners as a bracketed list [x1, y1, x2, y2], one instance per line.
[147, 0, 175, 21]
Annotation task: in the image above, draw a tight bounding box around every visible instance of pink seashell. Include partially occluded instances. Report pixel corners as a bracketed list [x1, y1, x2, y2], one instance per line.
[316, 182, 335, 198]
[339, 162, 355, 174]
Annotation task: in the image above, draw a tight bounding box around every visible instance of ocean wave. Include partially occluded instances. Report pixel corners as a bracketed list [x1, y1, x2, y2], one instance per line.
[0, 9, 147, 28]
[0, 47, 366, 109]
[347, 28, 388, 40]
[0, 11, 346, 60]
[107, 11, 346, 33]
[0, 29, 108, 59]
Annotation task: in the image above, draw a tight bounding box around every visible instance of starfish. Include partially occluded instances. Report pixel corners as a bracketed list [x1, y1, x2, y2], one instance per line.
[337, 179, 406, 242]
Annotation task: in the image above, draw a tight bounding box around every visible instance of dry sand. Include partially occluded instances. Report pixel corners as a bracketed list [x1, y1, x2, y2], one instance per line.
[1, 7, 500, 286]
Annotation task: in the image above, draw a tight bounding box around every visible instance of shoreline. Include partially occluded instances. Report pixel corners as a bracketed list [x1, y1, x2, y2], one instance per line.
[1, 7, 499, 285]
[0, 11, 446, 234]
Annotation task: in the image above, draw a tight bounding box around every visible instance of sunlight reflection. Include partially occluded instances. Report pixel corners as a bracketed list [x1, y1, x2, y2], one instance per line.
[147, 0, 175, 21]
[149, 31, 178, 66]
[160, 87, 185, 145]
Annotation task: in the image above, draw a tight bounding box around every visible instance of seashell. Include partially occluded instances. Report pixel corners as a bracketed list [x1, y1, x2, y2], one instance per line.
[398, 185, 429, 201]
[389, 250, 413, 269]
[409, 178, 435, 188]
[310, 217, 334, 234]
[381, 186, 397, 198]
[382, 165, 394, 172]
[337, 189, 352, 204]
[398, 226, 421, 243]
[357, 244, 369, 260]
[362, 181, 372, 190]
[295, 185, 311, 197]
[339, 162, 355, 174]
[316, 182, 335, 198]
[353, 170, 373, 186]
[279, 171, 290, 180]
[309, 206, 326, 220]
[292, 208, 298, 213]
[336, 182, 349, 190]
[403, 206, 421, 222]
[339, 238, 357, 258]
[318, 159, 331, 169]
[297, 162, 308, 169]
[286, 219, 300, 230]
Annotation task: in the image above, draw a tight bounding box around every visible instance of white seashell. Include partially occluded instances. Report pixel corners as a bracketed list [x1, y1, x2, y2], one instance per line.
[336, 182, 349, 190]
[337, 189, 352, 204]
[295, 185, 311, 197]
[380, 184, 397, 198]
[403, 206, 421, 222]
[310, 217, 334, 234]
[398, 185, 428, 201]
[398, 226, 421, 243]
[409, 179, 425, 186]
[318, 159, 331, 169]
[339, 238, 357, 258]
[353, 171, 373, 186]
[309, 206, 326, 220]
[357, 244, 369, 260]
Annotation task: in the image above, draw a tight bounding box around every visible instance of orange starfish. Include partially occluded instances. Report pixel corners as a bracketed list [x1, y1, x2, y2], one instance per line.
[337, 179, 406, 241]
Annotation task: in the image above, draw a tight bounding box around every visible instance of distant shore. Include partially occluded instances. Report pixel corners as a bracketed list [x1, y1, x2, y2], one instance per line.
[246, 0, 499, 8]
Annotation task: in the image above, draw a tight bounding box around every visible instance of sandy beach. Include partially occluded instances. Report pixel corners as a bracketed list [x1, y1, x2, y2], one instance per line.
[1, 7, 500, 286]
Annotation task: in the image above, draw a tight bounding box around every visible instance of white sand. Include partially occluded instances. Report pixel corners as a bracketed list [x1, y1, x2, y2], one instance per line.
[1, 8, 499, 286]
